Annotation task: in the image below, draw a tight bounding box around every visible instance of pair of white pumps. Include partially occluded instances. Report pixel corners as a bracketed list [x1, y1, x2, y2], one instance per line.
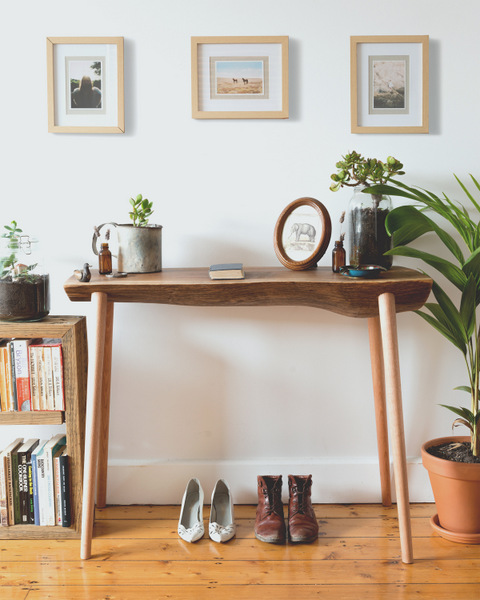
[178, 478, 235, 543]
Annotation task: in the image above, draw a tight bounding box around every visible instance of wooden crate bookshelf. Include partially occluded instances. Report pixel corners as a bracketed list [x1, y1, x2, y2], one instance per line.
[0, 315, 87, 539]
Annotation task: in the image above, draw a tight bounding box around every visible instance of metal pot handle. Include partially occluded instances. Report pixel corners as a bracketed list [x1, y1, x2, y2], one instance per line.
[92, 223, 118, 257]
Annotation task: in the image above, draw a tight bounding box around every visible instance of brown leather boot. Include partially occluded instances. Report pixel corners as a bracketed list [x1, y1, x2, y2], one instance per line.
[288, 474, 318, 543]
[254, 475, 286, 544]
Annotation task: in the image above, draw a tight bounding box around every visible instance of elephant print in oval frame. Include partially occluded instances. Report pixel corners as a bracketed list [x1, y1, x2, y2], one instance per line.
[274, 197, 332, 270]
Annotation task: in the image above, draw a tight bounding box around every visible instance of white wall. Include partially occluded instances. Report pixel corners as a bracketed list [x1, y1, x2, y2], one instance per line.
[2, 0, 479, 504]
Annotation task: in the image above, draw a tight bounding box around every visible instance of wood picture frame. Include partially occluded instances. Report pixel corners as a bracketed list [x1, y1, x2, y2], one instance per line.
[191, 36, 289, 119]
[47, 37, 124, 133]
[274, 198, 331, 271]
[350, 35, 429, 134]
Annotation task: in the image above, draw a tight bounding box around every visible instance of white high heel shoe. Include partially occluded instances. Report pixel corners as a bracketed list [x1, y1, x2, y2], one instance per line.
[178, 478, 204, 542]
[209, 479, 236, 543]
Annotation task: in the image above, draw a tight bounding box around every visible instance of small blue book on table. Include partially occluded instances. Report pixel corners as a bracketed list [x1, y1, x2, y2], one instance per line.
[209, 263, 245, 280]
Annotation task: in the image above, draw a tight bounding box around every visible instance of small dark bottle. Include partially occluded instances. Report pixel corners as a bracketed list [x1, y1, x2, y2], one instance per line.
[332, 240, 346, 273]
[99, 242, 112, 274]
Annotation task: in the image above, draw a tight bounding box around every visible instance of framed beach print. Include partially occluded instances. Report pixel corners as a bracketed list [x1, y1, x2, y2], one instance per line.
[191, 36, 289, 119]
[350, 35, 429, 133]
[47, 37, 124, 133]
[274, 198, 331, 271]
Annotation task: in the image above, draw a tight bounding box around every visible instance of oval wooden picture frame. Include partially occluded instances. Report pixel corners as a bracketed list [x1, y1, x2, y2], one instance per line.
[274, 197, 332, 270]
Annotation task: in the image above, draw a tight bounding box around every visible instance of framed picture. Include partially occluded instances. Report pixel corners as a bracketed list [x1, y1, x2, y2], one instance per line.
[47, 37, 124, 133]
[274, 198, 331, 271]
[191, 36, 289, 119]
[350, 35, 429, 133]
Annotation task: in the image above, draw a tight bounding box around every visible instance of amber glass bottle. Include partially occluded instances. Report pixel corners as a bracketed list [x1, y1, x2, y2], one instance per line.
[332, 240, 346, 273]
[99, 243, 112, 274]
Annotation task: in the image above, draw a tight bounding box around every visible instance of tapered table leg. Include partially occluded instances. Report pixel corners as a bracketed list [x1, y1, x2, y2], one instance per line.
[368, 316, 392, 507]
[378, 292, 413, 564]
[96, 301, 114, 509]
[81, 292, 108, 560]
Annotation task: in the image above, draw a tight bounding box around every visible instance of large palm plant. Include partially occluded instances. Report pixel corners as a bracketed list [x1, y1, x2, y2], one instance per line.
[367, 175, 480, 457]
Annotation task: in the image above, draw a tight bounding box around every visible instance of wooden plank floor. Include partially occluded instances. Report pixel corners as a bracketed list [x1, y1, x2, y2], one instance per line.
[1, 503, 480, 599]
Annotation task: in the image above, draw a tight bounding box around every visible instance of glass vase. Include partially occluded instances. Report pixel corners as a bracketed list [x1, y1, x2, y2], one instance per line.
[0, 234, 50, 321]
[346, 187, 393, 269]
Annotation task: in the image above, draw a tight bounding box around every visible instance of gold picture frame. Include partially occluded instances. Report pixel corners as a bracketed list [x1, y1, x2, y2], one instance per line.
[274, 198, 332, 271]
[191, 36, 289, 119]
[47, 37, 124, 133]
[350, 35, 429, 134]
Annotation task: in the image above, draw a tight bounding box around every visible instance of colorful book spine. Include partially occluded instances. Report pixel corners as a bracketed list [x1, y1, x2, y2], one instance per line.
[51, 345, 65, 411]
[8, 342, 18, 411]
[53, 445, 66, 526]
[31, 441, 46, 526]
[28, 346, 40, 411]
[0, 348, 7, 412]
[0, 450, 9, 526]
[4, 439, 23, 524]
[12, 445, 21, 524]
[3, 346, 14, 411]
[11, 340, 33, 411]
[17, 439, 40, 524]
[59, 450, 71, 527]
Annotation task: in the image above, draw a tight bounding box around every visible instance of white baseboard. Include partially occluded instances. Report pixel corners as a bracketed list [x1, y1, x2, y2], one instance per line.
[104, 458, 434, 505]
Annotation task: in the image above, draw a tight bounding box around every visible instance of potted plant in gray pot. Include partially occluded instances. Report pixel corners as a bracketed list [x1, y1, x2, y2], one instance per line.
[367, 174, 480, 543]
[330, 151, 405, 269]
[93, 194, 163, 273]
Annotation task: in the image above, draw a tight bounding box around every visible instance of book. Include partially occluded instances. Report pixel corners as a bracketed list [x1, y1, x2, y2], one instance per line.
[3, 438, 23, 524]
[43, 347, 55, 410]
[28, 345, 40, 411]
[0, 448, 9, 526]
[53, 445, 66, 526]
[31, 440, 47, 526]
[1, 344, 15, 411]
[0, 348, 8, 412]
[8, 342, 18, 411]
[12, 442, 22, 523]
[58, 449, 71, 527]
[209, 263, 245, 280]
[17, 439, 39, 524]
[37, 434, 66, 526]
[11, 339, 34, 411]
[51, 345, 65, 411]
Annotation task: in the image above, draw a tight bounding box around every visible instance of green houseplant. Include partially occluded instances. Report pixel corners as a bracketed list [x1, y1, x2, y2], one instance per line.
[330, 151, 405, 268]
[93, 194, 163, 273]
[0, 221, 50, 321]
[367, 175, 480, 541]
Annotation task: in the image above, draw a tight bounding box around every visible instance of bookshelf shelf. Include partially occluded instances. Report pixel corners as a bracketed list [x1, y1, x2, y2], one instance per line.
[0, 412, 65, 425]
[0, 316, 87, 539]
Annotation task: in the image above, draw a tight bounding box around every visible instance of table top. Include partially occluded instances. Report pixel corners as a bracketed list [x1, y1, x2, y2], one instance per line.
[64, 266, 432, 318]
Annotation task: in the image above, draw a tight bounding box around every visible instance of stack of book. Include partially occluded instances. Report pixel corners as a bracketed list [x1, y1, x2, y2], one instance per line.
[0, 435, 71, 527]
[0, 339, 64, 412]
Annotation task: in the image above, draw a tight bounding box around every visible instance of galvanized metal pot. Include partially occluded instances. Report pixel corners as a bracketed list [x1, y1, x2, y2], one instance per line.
[93, 222, 162, 273]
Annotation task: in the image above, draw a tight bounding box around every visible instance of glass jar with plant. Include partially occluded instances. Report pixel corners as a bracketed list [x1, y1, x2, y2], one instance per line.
[0, 221, 50, 321]
[330, 151, 405, 269]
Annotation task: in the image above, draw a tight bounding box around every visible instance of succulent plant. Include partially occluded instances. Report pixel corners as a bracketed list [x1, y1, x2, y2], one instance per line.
[129, 194, 154, 227]
[330, 151, 405, 192]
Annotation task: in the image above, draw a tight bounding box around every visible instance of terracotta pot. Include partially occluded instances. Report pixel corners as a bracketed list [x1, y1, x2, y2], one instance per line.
[422, 436, 480, 543]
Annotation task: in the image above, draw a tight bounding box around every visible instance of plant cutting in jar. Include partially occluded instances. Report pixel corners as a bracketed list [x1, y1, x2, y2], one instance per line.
[329, 151, 405, 268]
[0, 221, 50, 321]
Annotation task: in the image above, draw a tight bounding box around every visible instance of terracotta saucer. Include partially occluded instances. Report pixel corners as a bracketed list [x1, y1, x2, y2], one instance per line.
[430, 514, 480, 544]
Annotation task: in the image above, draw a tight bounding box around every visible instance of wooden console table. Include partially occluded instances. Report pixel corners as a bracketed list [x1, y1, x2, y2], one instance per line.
[64, 266, 432, 563]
